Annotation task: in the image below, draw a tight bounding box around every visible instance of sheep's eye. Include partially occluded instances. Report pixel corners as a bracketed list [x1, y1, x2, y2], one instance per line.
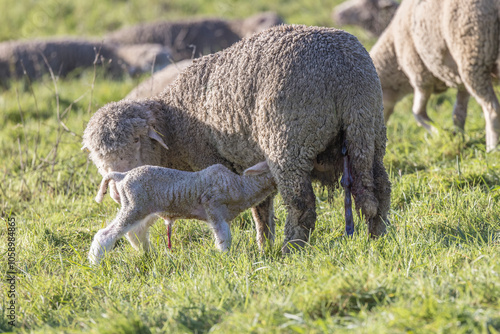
[133, 137, 140, 143]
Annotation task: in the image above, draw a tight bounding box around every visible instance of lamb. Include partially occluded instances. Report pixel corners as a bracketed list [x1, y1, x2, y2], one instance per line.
[103, 12, 283, 61]
[332, 0, 399, 36]
[0, 38, 171, 86]
[370, 0, 500, 152]
[82, 24, 391, 254]
[89, 161, 276, 264]
[125, 59, 192, 99]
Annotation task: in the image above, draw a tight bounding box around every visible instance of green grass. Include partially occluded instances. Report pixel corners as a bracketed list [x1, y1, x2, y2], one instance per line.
[1, 0, 500, 332]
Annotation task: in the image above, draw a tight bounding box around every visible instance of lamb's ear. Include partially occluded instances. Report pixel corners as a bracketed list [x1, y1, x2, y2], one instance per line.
[148, 127, 169, 150]
[81, 144, 88, 152]
[243, 161, 269, 176]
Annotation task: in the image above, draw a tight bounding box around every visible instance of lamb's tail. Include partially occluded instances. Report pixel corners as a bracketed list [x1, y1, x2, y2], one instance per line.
[95, 172, 126, 203]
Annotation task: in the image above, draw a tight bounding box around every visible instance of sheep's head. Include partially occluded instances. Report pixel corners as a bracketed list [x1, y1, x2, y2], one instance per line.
[82, 100, 168, 177]
[332, 0, 399, 36]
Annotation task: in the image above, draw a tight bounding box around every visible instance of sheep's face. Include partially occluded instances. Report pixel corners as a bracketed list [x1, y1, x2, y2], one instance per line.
[83, 101, 169, 199]
[332, 0, 398, 36]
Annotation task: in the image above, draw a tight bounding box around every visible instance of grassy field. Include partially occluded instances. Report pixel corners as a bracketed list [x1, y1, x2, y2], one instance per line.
[1, 0, 500, 332]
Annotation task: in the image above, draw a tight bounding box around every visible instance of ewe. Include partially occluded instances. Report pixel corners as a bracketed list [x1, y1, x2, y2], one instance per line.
[83, 25, 391, 254]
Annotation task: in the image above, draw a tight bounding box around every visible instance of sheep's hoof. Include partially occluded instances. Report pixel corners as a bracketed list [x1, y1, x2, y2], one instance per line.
[281, 239, 306, 254]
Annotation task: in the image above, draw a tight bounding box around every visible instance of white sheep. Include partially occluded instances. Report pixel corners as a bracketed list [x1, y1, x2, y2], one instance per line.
[83, 25, 391, 254]
[370, 0, 500, 151]
[89, 161, 275, 265]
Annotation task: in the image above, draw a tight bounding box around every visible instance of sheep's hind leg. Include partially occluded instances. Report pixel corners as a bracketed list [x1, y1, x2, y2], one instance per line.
[412, 87, 435, 133]
[341, 141, 354, 236]
[251, 196, 275, 250]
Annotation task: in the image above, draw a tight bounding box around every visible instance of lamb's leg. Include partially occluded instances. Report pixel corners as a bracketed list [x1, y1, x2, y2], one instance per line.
[340, 141, 354, 236]
[88, 209, 144, 265]
[412, 87, 434, 133]
[251, 196, 275, 249]
[205, 205, 231, 252]
[125, 214, 157, 251]
[452, 88, 470, 132]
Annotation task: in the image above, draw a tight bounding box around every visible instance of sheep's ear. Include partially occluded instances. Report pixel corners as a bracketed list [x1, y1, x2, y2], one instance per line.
[148, 127, 169, 150]
[81, 145, 89, 152]
[243, 161, 269, 176]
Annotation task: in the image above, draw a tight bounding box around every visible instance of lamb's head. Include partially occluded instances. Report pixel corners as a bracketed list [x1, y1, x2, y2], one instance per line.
[332, 0, 399, 36]
[82, 100, 168, 177]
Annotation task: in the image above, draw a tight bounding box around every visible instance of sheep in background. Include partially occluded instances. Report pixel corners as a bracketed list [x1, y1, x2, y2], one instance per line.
[371, 0, 500, 152]
[332, 0, 399, 36]
[89, 161, 276, 265]
[125, 59, 192, 99]
[114, 43, 171, 76]
[0, 38, 171, 86]
[103, 12, 283, 61]
[83, 25, 391, 254]
[229, 12, 285, 38]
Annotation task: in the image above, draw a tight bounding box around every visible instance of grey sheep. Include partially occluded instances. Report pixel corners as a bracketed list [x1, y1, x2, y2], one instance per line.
[103, 12, 283, 61]
[125, 59, 192, 99]
[370, 0, 500, 152]
[82, 25, 391, 253]
[332, 0, 399, 36]
[0, 38, 171, 86]
[89, 161, 276, 264]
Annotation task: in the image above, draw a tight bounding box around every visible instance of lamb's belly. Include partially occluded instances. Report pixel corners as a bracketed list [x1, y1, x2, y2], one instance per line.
[157, 204, 208, 221]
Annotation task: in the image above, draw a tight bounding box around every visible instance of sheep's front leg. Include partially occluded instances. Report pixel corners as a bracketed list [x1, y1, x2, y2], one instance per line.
[452, 88, 470, 132]
[340, 142, 354, 236]
[88, 209, 143, 265]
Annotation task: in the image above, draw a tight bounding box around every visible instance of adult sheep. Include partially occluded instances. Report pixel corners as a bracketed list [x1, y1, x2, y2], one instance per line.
[83, 25, 391, 253]
[371, 0, 500, 152]
[103, 13, 283, 62]
[0, 38, 171, 87]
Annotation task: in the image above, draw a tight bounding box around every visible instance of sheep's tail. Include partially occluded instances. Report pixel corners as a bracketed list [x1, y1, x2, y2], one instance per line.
[95, 172, 126, 203]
